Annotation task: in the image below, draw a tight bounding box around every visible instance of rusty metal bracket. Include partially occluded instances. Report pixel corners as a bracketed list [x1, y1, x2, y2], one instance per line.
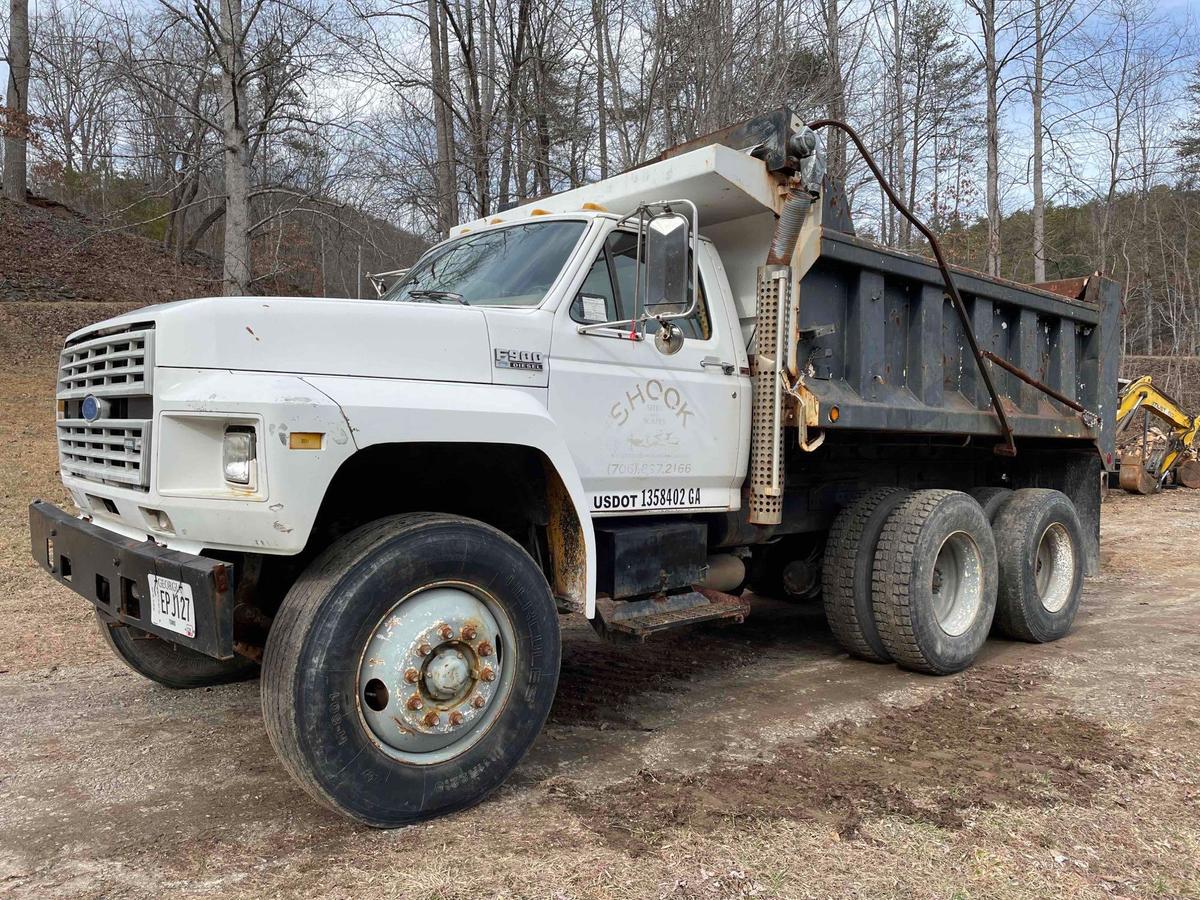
[798, 323, 836, 340]
[780, 369, 825, 452]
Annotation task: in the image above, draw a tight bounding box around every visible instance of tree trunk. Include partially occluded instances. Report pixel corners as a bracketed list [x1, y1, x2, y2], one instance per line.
[428, 0, 456, 235]
[187, 201, 227, 254]
[220, 0, 253, 295]
[981, 0, 1001, 276]
[1031, 0, 1046, 281]
[892, 0, 907, 247]
[3, 0, 30, 203]
[824, 0, 845, 184]
[593, 0, 608, 179]
[440, 7, 458, 225]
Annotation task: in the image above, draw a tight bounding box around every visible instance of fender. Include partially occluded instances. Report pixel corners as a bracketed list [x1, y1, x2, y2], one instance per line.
[302, 375, 598, 616]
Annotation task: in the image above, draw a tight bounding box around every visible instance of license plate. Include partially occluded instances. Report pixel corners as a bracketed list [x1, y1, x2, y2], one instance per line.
[148, 574, 196, 638]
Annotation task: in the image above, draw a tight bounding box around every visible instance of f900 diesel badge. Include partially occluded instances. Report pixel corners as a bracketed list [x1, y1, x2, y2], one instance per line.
[494, 349, 545, 371]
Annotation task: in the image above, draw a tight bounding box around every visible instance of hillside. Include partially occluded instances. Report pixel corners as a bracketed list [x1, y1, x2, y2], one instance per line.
[0, 197, 220, 305]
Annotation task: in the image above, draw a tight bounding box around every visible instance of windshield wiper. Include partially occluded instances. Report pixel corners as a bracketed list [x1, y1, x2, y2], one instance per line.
[407, 289, 467, 305]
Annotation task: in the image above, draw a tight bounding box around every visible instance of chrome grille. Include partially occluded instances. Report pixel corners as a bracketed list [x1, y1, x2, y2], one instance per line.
[57, 324, 154, 490]
[57, 419, 151, 488]
[58, 327, 154, 399]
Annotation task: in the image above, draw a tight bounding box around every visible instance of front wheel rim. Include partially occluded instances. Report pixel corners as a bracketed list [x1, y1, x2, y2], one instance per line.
[355, 582, 516, 765]
[931, 531, 984, 636]
[1035, 523, 1075, 613]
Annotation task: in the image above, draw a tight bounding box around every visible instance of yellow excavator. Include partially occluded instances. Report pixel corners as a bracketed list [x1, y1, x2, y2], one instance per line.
[1116, 375, 1200, 494]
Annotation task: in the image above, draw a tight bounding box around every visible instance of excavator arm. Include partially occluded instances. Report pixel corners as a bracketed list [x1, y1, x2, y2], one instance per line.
[1116, 376, 1200, 493]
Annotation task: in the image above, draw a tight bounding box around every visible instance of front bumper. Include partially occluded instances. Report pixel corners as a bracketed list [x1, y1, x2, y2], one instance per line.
[30, 500, 237, 660]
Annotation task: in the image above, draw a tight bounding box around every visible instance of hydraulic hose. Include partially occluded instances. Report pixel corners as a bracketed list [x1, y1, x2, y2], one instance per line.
[806, 118, 1017, 456]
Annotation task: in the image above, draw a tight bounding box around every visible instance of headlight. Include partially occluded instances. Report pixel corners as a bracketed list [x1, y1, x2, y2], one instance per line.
[222, 426, 257, 485]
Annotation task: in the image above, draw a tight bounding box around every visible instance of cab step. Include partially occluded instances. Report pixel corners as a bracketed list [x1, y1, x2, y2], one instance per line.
[594, 588, 750, 640]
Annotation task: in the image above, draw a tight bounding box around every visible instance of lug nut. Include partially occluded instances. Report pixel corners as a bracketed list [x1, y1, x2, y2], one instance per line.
[461, 624, 477, 641]
[448, 711, 465, 727]
[471, 695, 486, 709]
[404, 668, 420, 684]
[480, 667, 496, 683]
[422, 711, 440, 727]
[437, 624, 453, 640]
[406, 694, 424, 711]
[417, 643, 432, 657]
[476, 640, 493, 658]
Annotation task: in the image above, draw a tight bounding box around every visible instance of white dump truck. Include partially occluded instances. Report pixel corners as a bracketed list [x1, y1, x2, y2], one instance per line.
[31, 109, 1119, 826]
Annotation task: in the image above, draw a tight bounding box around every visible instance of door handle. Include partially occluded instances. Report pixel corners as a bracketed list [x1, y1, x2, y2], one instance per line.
[700, 356, 736, 375]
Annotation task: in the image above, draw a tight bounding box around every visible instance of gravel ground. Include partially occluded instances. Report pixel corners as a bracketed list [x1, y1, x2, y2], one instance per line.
[1, 321, 1199, 898]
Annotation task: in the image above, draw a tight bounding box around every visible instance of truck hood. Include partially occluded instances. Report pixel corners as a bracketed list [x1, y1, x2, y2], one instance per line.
[67, 296, 497, 383]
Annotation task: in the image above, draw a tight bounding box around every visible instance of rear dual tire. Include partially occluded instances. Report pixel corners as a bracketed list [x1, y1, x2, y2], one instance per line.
[822, 488, 911, 663]
[992, 489, 1084, 643]
[823, 485, 1084, 674]
[872, 490, 999, 675]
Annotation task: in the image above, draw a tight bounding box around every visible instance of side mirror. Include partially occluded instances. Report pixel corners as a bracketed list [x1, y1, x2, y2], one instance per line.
[645, 215, 689, 315]
[575, 199, 698, 343]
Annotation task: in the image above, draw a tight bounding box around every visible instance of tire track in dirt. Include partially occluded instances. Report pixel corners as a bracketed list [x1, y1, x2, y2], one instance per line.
[553, 665, 1152, 855]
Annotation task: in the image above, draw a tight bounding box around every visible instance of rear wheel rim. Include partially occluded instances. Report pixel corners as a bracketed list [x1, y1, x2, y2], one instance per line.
[1035, 523, 1075, 613]
[931, 531, 983, 636]
[355, 582, 516, 765]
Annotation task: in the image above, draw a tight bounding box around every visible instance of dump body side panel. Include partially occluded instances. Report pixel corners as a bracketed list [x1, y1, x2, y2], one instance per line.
[797, 229, 1119, 466]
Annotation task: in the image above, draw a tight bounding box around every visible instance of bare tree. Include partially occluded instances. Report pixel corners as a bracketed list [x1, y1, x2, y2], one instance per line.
[215, 0, 253, 294]
[1025, 0, 1088, 281]
[2, 0, 29, 202]
[964, 0, 1034, 275]
[29, 1, 118, 180]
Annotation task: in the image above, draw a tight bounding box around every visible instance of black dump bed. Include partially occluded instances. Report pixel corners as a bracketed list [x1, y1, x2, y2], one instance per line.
[797, 214, 1121, 466]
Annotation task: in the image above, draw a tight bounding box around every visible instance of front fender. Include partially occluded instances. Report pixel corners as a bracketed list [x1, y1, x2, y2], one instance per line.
[302, 376, 597, 615]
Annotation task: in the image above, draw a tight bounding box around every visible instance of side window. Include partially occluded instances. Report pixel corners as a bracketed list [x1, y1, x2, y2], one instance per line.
[569, 251, 619, 324]
[571, 229, 713, 340]
[605, 231, 713, 340]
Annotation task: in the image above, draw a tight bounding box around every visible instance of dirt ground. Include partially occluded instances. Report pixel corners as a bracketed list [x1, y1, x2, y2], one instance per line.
[2, 333, 1200, 899]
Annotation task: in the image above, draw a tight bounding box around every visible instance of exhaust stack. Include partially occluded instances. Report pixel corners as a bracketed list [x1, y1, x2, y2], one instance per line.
[748, 188, 818, 527]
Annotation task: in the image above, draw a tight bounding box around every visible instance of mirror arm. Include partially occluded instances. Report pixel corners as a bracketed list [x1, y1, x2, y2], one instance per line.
[576, 317, 646, 337]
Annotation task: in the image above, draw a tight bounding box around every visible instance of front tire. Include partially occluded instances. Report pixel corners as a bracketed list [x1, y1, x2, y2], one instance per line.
[99, 613, 258, 689]
[261, 513, 560, 827]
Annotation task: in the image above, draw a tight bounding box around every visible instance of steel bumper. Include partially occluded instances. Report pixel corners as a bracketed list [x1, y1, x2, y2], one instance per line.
[29, 500, 237, 660]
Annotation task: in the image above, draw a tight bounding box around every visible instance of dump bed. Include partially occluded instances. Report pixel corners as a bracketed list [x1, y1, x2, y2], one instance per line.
[797, 215, 1121, 466]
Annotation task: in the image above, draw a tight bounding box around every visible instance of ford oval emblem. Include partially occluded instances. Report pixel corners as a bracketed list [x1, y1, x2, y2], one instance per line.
[81, 394, 101, 422]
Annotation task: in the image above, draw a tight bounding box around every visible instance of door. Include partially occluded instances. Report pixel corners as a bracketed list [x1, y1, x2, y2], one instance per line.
[548, 228, 749, 517]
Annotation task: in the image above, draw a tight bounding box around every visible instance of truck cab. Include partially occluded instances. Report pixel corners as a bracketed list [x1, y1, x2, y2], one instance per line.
[30, 110, 1119, 828]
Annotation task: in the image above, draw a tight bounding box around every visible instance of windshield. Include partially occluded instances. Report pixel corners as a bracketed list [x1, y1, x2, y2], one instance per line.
[382, 220, 588, 307]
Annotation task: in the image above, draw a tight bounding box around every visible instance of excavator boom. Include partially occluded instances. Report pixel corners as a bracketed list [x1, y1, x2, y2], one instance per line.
[1116, 376, 1200, 494]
